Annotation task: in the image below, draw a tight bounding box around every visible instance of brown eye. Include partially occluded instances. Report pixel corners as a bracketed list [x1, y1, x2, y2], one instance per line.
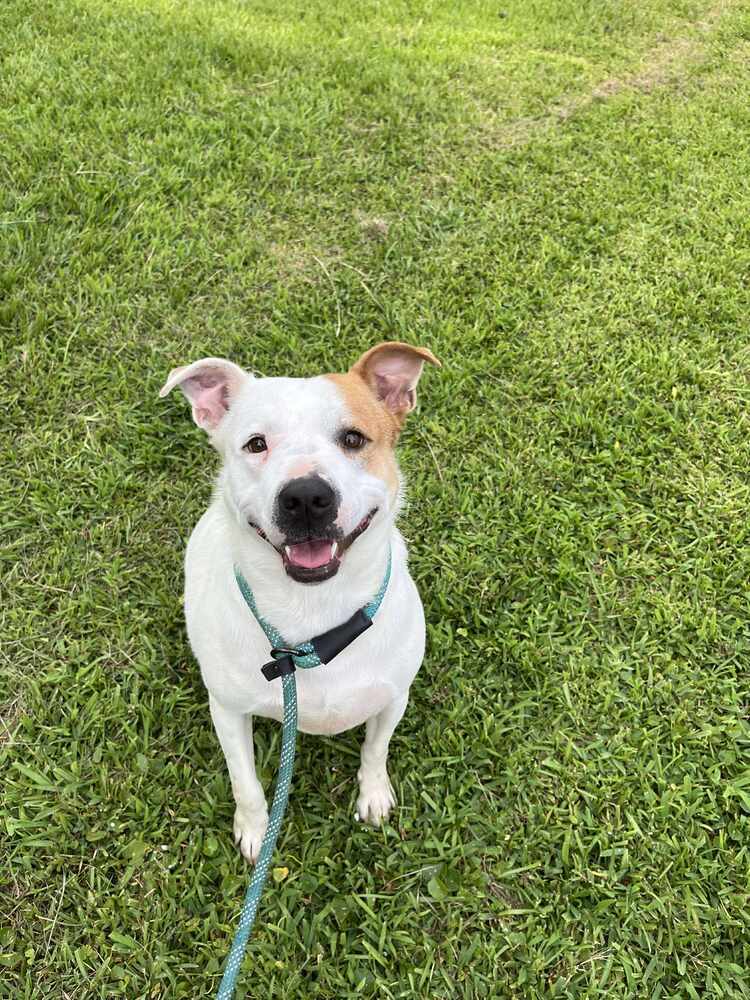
[243, 435, 267, 454]
[340, 429, 368, 451]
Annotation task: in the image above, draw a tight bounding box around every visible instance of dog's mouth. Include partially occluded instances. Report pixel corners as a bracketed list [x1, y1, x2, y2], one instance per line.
[249, 508, 379, 584]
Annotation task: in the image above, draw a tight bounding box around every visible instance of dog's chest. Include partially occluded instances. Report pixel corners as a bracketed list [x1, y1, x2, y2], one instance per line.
[291, 674, 399, 735]
[228, 646, 404, 735]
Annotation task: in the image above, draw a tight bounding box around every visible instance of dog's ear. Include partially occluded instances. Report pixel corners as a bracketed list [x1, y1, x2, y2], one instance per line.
[350, 342, 440, 418]
[159, 357, 248, 431]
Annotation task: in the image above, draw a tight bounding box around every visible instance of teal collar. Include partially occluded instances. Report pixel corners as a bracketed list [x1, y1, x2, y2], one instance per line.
[234, 548, 392, 681]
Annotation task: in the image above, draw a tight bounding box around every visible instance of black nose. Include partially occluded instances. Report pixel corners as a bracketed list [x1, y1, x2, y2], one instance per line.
[276, 475, 338, 534]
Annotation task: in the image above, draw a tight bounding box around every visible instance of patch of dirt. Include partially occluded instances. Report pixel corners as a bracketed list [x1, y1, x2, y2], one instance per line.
[588, 34, 699, 100]
[0, 695, 24, 744]
[355, 212, 390, 241]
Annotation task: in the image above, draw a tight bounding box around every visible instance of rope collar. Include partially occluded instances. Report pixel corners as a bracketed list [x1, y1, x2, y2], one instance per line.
[234, 548, 392, 681]
[216, 549, 392, 999]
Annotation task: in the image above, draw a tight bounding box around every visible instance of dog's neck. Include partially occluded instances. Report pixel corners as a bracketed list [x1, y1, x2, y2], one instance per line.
[219, 494, 395, 646]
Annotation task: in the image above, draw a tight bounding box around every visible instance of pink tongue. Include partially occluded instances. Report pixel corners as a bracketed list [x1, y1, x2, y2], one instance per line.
[286, 539, 334, 569]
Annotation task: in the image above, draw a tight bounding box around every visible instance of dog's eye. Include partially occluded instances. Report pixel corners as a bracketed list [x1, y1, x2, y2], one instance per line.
[340, 429, 368, 451]
[243, 435, 267, 454]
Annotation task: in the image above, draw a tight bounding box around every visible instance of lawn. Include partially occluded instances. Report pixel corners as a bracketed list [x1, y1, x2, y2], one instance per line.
[2, 0, 750, 996]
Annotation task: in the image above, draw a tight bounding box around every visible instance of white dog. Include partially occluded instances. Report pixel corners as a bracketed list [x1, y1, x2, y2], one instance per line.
[160, 342, 439, 862]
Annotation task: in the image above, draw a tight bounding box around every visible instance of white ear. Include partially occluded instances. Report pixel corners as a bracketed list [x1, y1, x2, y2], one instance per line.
[159, 357, 248, 431]
[350, 341, 440, 417]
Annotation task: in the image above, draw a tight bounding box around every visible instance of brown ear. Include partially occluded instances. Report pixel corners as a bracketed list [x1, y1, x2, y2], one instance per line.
[159, 357, 248, 432]
[349, 341, 440, 419]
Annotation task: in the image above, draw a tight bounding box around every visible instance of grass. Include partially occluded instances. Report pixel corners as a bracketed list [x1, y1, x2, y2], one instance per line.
[2, 0, 750, 995]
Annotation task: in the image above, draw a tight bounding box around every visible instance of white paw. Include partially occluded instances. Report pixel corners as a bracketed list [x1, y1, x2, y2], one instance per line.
[233, 808, 268, 864]
[356, 772, 396, 825]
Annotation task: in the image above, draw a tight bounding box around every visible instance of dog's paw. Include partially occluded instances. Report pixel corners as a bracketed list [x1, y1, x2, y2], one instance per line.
[355, 772, 396, 825]
[233, 808, 269, 864]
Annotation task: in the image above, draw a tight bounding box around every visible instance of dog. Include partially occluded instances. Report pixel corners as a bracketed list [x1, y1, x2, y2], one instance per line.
[160, 341, 440, 862]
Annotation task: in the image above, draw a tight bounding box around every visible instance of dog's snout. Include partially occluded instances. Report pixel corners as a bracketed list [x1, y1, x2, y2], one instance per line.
[280, 480, 333, 515]
[276, 475, 338, 533]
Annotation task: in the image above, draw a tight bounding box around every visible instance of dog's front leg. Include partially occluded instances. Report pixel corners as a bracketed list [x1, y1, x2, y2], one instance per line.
[209, 696, 268, 863]
[356, 692, 409, 825]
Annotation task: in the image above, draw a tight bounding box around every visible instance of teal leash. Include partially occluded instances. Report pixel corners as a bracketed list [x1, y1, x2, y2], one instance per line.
[216, 551, 392, 1000]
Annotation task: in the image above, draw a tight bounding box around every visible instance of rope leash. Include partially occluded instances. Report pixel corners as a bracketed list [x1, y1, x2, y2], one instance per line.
[216, 552, 392, 999]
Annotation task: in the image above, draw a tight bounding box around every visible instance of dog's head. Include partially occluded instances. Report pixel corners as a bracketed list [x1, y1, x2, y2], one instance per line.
[160, 342, 440, 584]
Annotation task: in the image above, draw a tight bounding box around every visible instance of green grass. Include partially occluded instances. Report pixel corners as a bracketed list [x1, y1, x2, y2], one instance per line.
[3, 0, 750, 995]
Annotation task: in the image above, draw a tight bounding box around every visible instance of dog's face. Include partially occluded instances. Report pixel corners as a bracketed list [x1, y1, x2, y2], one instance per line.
[160, 342, 439, 583]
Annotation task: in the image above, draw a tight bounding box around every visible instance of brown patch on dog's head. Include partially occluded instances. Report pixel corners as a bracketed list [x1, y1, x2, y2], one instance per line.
[325, 341, 440, 493]
[325, 371, 401, 492]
